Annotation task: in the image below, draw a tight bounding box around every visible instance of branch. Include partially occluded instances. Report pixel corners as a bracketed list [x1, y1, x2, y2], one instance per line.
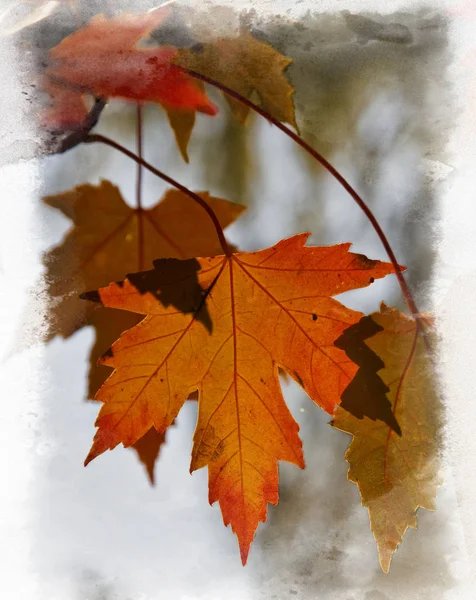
[44, 97, 107, 155]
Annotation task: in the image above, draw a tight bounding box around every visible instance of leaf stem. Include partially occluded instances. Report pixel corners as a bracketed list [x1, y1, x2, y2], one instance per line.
[136, 104, 143, 211]
[136, 104, 145, 270]
[84, 132, 232, 257]
[182, 68, 421, 321]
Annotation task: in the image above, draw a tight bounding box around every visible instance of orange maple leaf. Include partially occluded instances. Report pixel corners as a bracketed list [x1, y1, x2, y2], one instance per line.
[42, 5, 217, 130]
[82, 235, 398, 563]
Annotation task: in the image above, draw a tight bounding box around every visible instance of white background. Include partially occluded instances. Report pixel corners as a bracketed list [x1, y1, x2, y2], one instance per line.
[1, 1, 475, 598]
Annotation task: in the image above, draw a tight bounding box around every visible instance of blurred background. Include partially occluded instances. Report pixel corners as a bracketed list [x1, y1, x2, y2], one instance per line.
[0, 1, 470, 599]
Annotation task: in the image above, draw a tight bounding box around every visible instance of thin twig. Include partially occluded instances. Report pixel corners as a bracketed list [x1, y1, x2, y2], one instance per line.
[136, 104, 143, 211]
[182, 68, 422, 321]
[84, 132, 232, 257]
[136, 104, 145, 269]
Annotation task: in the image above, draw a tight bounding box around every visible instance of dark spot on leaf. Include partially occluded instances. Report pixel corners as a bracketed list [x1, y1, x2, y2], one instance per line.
[212, 440, 225, 461]
[369, 277, 375, 283]
[354, 253, 378, 269]
[102, 347, 113, 359]
[312, 313, 318, 321]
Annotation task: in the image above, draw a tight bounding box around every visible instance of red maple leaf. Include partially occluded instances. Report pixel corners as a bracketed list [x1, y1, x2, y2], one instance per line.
[42, 5, 217, 130]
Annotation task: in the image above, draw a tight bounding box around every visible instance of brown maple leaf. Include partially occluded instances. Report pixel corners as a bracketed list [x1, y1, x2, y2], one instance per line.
[42, 6, 218, 131]
[331, 304, 442, 573]
[43, 181, 244, 358]
[165, 31, 298, 162]
[129, 423, 167, 485]
[81, 235, 397, 563]
[41, 180, 243, 482]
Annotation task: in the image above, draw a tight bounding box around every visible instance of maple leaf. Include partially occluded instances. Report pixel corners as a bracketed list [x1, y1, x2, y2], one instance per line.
[165, 31, 298, 161]
[165, 106, 196, 162]
[331, 305, 442, 573]
[42, 6, 218, 130]
[81, 236, 397, 563]
[40, 74, 93, 131]
[41, 180, 243, 481]
[43, 180, 244, 367]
